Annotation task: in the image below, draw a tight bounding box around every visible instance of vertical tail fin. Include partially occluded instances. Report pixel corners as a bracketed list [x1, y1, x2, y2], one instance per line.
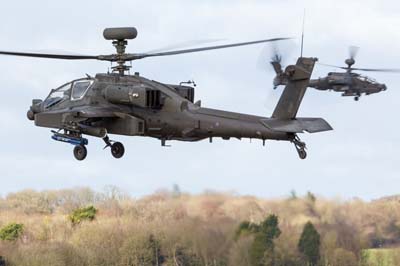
[272, 57, 316, 119]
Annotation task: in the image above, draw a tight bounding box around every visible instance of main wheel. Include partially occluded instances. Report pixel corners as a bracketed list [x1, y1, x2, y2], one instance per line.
[354, 96, 359, 101]
[297, 149, 307, 160]
[73, 145, 87, 161]
[111, 142, 125, 159]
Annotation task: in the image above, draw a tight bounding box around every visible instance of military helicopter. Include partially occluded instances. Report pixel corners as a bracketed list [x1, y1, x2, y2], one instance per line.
[271, 46, 400, 101]
[0, 27, 332, 160]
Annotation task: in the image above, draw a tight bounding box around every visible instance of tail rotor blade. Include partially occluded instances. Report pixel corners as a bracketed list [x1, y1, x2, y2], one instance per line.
[349, 46, 360, 60]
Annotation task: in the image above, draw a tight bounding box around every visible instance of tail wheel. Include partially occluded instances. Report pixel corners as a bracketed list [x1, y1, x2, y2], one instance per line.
[297, 149, 307, 159]
[292, 134, 307, 160]
[111, 142, 125, 159]
[73, 145, 87, 161]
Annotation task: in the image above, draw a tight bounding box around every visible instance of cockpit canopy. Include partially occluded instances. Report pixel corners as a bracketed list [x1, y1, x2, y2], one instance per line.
[358, 75, 378, 84]
[45, 78, 94, 108]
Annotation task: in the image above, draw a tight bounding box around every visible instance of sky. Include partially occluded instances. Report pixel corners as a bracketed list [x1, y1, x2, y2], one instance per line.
[0, 0, 399, 200]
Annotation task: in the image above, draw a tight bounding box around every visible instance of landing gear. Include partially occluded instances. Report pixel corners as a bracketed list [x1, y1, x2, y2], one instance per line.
[73, 145, 87, 161]
[292, 135, 307, 159]
[297, 148, 307, 159]
[103, 136, 125, 159]
[354, 96, 359, 101]
[51, 130, 125, 160]
[111, 142, 125, 158]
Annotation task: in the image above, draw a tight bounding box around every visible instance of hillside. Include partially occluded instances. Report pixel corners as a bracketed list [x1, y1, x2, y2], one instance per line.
[0, 187, 399, 266]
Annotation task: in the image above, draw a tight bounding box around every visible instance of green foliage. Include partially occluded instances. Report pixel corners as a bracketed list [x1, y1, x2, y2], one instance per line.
[362, 248, 400, 266]
[235, 221, 259, 240]
[235, 215, 281, 266]
[250, 233, 272, 266]
[298, 221, 320, 266]
[259, 214, 281, 241]
[0, 223, 24, 241]
[68, 205, 97, 225]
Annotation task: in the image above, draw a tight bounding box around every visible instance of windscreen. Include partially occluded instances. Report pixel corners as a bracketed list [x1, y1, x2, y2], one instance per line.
[71, 81, 92, 100]
[45, 83, 71, 108]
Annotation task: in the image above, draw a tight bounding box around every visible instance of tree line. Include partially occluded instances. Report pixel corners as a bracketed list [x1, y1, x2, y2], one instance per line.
[0, 187, 399, 265]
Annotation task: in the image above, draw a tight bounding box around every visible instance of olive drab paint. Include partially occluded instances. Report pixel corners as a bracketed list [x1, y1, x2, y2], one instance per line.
[0, 27, 332, 160]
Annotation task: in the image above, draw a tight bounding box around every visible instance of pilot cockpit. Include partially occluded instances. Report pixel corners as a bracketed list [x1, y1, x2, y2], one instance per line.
[44, 78, 93, 109]
[359, 75, 377, 84]
[71, 80, 93, 100]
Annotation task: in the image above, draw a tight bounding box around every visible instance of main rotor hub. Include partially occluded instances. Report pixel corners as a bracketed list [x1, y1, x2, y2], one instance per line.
[345, 58, 355, 68]
[103, 27, 138, 75]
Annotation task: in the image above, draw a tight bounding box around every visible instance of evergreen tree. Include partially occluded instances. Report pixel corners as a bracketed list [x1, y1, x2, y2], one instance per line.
[249, 214, 281, 266]
[298, 221, 320, 266]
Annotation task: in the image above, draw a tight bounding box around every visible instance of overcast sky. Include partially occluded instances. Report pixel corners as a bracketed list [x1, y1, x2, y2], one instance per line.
[0, 0, 399, 200]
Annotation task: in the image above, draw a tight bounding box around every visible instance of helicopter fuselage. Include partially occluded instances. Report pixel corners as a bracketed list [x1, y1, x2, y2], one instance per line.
[308, 72, 387, 98]
[29, 73, 290, 144]
[0, 26, 333, 160]
[26, 57, 331, 160]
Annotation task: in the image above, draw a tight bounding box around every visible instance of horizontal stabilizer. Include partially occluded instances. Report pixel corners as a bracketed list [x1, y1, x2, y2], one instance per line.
[261, 118, 333, 133]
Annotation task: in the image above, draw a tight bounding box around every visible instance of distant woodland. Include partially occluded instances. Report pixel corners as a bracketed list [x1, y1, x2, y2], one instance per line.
[0, 186, 399, 266]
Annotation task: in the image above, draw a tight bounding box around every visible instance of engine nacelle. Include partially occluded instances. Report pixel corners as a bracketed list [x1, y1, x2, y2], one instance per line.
[104, 85, 162, 108]
[171, 85, 195, 102]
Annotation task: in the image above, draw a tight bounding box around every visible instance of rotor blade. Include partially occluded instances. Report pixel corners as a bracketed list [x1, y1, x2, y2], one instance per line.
[318, 62, 347, 69]
[349, 46, 359, 60]
[351, 67, 400, 73]
[0, 50, 100, 60]
[130, 37, 292, 60]
[270, 45, 282, 64]
[144, 38, 226, 54]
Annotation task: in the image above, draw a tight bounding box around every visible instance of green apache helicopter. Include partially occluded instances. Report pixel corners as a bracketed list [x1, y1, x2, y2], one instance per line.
[0, 27, 332, 160]
[271, 46, 400, 101]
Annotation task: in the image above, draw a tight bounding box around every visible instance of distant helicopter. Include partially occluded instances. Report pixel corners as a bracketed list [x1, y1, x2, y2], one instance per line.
[271, 46, 400, 101]
[0, 27, 332, 161]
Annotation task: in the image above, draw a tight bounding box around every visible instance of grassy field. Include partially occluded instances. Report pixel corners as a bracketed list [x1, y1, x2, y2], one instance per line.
[362, 248, 400, 266]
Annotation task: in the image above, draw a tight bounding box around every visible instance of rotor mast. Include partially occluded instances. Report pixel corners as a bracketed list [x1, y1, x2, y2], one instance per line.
[103, 27, 138, 75]
[112, 39, 130, 75]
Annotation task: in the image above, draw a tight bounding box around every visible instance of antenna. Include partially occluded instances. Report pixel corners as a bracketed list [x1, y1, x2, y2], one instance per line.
[300, 9, 306, 57]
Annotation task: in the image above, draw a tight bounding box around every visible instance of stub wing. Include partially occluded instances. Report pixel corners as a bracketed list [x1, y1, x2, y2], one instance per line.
[261, 118, 333, 133]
